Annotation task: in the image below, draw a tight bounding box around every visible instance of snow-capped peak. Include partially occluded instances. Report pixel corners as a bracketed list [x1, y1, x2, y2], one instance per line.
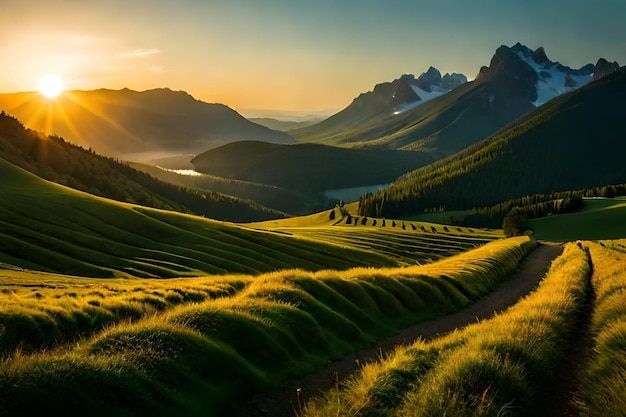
[393, 69, 467, 115]
[511, 44, 594, 107]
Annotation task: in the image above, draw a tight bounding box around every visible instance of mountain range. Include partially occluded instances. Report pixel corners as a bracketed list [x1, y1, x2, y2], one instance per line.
[0, 41, 622, 224]
[358, 67, 626, 219]
[290, 67, 467, 144]
[0, 88, 292, 157]
[292, 43, 619, 159]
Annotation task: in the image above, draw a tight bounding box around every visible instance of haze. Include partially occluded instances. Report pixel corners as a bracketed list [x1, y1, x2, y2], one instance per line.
[1, 0, 625, 115]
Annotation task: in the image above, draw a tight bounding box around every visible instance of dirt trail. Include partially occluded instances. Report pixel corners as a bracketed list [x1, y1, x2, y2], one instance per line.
[236, 242, 564, 417]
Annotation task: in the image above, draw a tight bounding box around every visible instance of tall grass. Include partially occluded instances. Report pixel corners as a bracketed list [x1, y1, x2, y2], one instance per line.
[573, 240, 626, 416]
[303, 241, 590, 417]
[0, 237, 534, 416]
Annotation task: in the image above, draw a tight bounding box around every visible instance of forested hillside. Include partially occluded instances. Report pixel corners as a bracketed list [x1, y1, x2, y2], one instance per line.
[359, 68, 626, 219]
[0, 112, 285, 222]
[191, 140, 432, 193]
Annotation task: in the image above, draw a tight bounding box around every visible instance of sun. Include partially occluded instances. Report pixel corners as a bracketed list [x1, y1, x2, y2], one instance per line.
[38, 74, 64, 99]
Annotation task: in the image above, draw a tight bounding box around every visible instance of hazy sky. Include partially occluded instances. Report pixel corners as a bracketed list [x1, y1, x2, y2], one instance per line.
[1, 0, 624, 115]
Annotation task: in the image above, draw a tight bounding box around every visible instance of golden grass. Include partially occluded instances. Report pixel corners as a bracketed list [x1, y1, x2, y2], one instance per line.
[303, 241, 590, 417]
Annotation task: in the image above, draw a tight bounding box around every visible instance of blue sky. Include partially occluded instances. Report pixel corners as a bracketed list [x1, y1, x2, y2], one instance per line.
[1, 0, 624, 114]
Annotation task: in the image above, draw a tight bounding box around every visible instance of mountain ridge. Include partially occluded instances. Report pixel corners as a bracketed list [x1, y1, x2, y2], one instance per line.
[0, 87, 293, 157]
[357, 68, 626, 219]
[292, 43, 619, 159]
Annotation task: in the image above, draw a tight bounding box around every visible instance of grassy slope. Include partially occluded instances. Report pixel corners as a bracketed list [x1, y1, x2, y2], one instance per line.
[530, 198, 626, 241]
[0, 157, 395, 277]
[574, 240, 626, 415]
[303, 241, 590, 416]
[247, 207, 502, 265]
[0, 236, 535, 416]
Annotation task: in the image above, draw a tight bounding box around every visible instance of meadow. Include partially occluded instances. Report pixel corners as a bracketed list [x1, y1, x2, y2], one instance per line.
[529, 198, 626, 241]
[573, 239, 626, 416]
[301, 240, 626, 416]
[0, 236, 534, 416]
[1, 158, 504, 278]
[4, 152, 625, 416]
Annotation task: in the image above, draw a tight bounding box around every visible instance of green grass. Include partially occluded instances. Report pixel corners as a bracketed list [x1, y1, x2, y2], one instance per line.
[303, 241, 590, 417]
[248, 208, 501, 265]
[573, 240, 626, 416]
[530, 198, 626, 241]
[0, 236, 535, 416]
[0, 157, 397, 277]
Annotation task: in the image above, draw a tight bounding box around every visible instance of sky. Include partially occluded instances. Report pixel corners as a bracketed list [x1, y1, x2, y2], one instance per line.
[1, 0, 624, 117]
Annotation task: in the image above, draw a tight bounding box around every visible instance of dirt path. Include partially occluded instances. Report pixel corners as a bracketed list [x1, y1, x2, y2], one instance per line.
[236, 242, 564, 417]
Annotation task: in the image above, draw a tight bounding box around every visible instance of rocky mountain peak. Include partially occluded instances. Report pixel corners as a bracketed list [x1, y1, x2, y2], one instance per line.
[593, 58, 620, 81]
[532, 47, 550, 66]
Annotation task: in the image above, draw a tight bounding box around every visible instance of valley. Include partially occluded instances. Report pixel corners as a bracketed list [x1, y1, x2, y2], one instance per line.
[1, 31, 626, 417]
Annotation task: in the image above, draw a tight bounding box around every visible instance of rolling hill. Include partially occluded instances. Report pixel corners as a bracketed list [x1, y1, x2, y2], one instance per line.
[358, 68, 626, 219]
[0, 88, 293, 157]
[0, 155, 397, 277]
[293, 43, 618, 159]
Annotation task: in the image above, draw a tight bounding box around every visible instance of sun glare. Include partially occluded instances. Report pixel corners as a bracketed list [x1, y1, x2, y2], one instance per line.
[38, 74, 64, 99]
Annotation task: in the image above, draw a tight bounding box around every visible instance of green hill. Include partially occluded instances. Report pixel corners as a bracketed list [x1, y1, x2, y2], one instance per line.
[191, 140, 432, 194]
[0, 156, 396, 277]
[359, 68, 626, 219]
[0, 112, 285, 222]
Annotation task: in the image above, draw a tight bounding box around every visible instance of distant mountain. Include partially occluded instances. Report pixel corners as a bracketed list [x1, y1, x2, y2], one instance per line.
[248, 117, 324, 131]
[0, 88, 293, 157]
[291, 67, 467, 142]
[0, 112, 286, 222]
[358, 68, 626, 219]
[293, 43, 619, 159]
[191, 140, 432, 195]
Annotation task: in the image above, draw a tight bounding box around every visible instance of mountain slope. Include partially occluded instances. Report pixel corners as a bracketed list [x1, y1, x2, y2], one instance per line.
[294, 44, 618, 159]
[358, 68, 626, 218]
[291, 68, 467, 145]
[0, 112, 285, 222]
[0, 88, 293, 157]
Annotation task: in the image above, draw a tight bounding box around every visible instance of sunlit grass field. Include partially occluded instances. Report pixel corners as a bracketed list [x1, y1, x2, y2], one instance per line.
[0, 236, 535, 415]
[303, 241, 591, 416]
[1, 158, 504, 278]
[301, 240, 626, 417]
[573, 240, 626, 415]
[0, 157, 398, 277]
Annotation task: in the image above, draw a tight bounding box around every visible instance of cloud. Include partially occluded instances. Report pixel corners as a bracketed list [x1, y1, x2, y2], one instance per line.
[120, 48, 161, 57]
